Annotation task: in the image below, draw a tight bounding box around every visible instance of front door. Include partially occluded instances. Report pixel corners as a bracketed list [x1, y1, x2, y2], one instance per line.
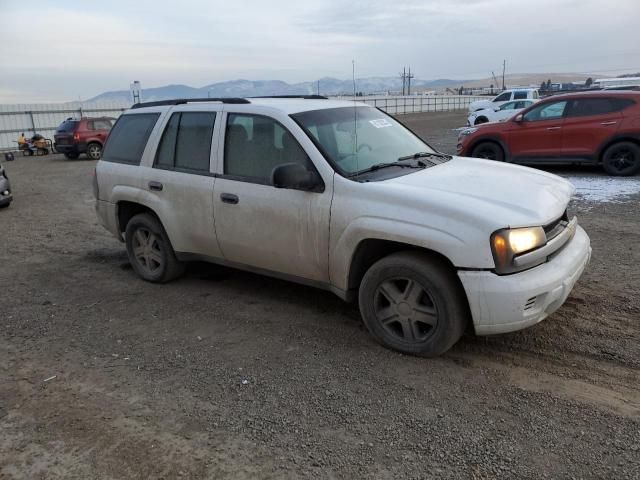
[213, 112, 332, 282]
[508, 100, 568, 160]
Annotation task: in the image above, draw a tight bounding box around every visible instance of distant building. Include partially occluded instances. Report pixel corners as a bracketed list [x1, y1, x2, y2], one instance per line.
[595, 77, 640, 88]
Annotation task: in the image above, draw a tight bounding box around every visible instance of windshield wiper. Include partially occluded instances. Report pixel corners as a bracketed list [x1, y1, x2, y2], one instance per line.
[348, 159, 426, 177]
[397, 151, 452, 162]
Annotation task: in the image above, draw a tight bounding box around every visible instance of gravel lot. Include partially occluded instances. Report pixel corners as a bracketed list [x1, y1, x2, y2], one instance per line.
[1, 112, 639, 479]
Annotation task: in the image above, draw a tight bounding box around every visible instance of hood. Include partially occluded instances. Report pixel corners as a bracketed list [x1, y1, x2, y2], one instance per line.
[383, 156, 574, 228]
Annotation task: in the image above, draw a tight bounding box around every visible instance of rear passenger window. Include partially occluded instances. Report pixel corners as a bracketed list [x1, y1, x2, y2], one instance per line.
[154, 112, 216, 173]
[513, 91, 528, 100]
[569, 98, 634, 117]
[224, 114, 312, 184]
[101, 113, 159, 165]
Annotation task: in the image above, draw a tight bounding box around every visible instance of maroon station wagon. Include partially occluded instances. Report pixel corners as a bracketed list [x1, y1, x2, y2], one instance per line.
[54, 117, 115, 160]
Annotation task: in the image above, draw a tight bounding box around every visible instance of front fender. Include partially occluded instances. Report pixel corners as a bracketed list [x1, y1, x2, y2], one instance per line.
[329, 216, 493, 292]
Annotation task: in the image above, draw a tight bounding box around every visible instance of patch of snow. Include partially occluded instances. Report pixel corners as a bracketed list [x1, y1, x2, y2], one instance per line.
[564, 176, 640, 202]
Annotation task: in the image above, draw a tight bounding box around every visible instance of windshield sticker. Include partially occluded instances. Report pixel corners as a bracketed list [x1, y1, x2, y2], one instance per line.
[369, 119, 393, 128]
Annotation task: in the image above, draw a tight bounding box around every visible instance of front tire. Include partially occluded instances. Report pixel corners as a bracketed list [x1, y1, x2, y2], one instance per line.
[601, 141, 640, 176]
[125, 213, 185, 283]
[471, 141, 505, 162]
[358, 252, 468, 357]
[474, 116, 489, 125]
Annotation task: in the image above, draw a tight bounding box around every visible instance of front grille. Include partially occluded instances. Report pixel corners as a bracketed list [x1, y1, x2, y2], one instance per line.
[544, 210, 569, 241]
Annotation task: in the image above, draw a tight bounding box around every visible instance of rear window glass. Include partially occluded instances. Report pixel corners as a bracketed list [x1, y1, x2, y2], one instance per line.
[513, 91, 528, 100]
[101, 113, 159, 165]
[56, 120, 78, 133]
[155, 112, 216, 173]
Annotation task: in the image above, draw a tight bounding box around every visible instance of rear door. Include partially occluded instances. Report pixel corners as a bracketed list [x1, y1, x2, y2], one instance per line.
[140, 105, 223, 258]
[562, 98, 623, 159]
[507, 100, 568, 160]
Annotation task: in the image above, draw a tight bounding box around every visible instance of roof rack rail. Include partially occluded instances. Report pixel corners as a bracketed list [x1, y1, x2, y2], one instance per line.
[130, 97, 250, 109]
[250, 95, 329, 100]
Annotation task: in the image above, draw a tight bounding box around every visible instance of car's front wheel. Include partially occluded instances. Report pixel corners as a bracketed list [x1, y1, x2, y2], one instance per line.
[125, 213, 185, 283]
[86, 142, 102, 160]
[358, 252, 468, 357]
[474, 116, 489, 125]
[602, 141, 640, 176]
[471, 141, 504, 162]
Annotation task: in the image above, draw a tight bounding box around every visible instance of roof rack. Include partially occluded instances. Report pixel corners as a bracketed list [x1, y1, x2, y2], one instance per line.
[250, 95, 329, 100]
[130, 97, 250, 109]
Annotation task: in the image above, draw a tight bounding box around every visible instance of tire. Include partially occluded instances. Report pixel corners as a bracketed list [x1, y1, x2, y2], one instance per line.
[0, 203, 10, 209]
[358, 251, 469, 357]
[601, 141, 640, 176]
[471, 141, 505, 162]
[86, 142, 102, 160]
[125, 213, 185, 283]
[64, 152, 79, 160]
[474, 116, 489, 125]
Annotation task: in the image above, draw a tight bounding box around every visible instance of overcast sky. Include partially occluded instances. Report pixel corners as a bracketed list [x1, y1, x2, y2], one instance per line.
[0, 0, 638, 102]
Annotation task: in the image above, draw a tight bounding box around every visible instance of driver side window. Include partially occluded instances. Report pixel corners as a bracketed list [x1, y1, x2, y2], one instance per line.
[523, 101, 567, 122]
[224, 114, 314, 184]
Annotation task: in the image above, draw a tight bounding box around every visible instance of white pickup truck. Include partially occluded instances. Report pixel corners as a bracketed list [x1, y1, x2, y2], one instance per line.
[94, 97, 591, 356]
[468, 88, 540, 113]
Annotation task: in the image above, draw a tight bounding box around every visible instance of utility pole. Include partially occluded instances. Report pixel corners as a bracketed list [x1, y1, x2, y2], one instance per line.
[502, 60, 506, 91]
[407, 67, 415, 96]
[317, 80, 320, 96]
[400, 67, 406, 96]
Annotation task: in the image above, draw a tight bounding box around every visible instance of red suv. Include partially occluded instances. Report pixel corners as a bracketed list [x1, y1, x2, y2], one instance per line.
[54, 117, 115, 160]
[457, 91, 640, 176]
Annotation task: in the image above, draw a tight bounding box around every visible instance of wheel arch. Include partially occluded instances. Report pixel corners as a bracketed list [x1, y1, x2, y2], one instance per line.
[595, 134, 640, 165]
[467, 136, 510, 160]
[116, 201, 162, 234]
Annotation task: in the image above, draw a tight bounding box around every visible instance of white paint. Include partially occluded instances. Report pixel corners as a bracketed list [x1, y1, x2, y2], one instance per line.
[564, 176, 640, 202]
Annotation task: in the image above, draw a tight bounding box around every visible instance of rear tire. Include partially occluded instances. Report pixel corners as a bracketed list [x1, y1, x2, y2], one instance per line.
[125, 213, 185, 283]
[86, 142, 102, 160]
[471, 141, 505, 162]
[358, 251, 468, 357]
[64, 152, 79, 160]
[601, 141, 640, 176]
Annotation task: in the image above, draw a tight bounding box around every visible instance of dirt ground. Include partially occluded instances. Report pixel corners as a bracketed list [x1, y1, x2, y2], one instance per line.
[1, 112, 639, 480]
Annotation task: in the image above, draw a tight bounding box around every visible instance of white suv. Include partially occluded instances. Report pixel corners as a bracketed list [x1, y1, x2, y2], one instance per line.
[468, 88, 540, 113]
[95, 96, 591, 357]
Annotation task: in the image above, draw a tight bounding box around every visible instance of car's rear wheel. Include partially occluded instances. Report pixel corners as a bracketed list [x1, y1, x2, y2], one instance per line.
[358, 252, 468, 357]
[64, 152, 79, 160]
[601, 141, 640, 176]
[86, 143, 102, 160]
[474, 116, 489, 125]
[125, 213, 185, 283]
[471, 141, 504, 161]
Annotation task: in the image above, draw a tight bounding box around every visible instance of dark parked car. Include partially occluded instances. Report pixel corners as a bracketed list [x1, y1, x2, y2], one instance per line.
[54, 117, 115, 160]
[0, 164, 12, 208]
[457, 91, 640, 176]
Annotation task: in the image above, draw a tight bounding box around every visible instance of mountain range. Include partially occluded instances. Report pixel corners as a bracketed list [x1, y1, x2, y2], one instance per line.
[87, 77, 464, 102]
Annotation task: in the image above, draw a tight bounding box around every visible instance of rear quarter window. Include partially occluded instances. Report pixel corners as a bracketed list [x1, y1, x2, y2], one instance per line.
[56, 120, 78, 133]
[101, 113, 159, 165]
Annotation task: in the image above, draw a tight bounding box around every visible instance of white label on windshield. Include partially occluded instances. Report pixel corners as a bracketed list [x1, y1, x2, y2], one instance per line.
[369, 119, 393, 128]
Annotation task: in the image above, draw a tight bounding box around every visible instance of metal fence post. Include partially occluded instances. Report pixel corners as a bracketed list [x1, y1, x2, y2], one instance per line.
[28, 111, 36, 135]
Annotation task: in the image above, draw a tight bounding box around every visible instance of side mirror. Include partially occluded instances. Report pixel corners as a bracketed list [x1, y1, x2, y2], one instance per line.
[272, 163, 323, 192]
[514, 113, 524, 123]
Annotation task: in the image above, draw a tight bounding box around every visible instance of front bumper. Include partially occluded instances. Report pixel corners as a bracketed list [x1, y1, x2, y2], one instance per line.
[458, 225, 591, 335]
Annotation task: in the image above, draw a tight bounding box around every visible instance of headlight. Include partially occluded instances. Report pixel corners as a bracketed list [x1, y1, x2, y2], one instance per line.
[491, 226, 546, 274]
[458, 127, 478, 138]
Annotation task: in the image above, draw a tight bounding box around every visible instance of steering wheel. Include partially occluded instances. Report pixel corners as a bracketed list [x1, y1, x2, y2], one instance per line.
[357, 143, 372, 152]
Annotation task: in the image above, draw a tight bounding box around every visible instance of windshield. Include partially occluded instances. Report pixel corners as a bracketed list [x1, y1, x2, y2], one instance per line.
[291, 106, 434, 175]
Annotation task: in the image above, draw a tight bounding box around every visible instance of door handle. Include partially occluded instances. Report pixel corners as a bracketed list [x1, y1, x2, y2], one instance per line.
[601, 121, 617, 126]
[220, 193, 239, 204]
[546, 126, 561, 131]
[148, 181, 163, 191]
